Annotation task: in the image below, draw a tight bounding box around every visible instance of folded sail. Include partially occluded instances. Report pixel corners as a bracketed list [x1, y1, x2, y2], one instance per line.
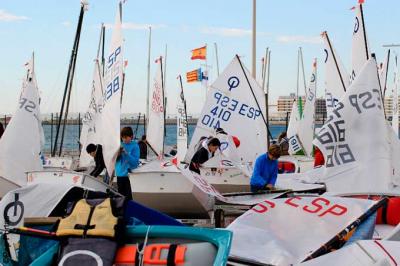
[99, 3, 124, 175]
[227, 196, 375, 265]
[79, 60, 104, 167]
[0, 55, 43, 185]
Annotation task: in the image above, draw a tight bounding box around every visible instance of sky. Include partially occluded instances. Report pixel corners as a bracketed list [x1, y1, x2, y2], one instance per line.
[0, 0, 399, 117]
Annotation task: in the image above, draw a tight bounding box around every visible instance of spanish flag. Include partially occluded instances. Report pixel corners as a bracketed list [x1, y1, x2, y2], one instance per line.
[186, 68, 201, 83]
[191, 46, 206, 60]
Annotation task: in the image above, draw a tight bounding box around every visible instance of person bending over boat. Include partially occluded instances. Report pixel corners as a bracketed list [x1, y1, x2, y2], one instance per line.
[189, 138, 221, 175]
[115, 127, 140, 200]
[86, 143, 106, 179]
[138, 135, 148, 160]
[250, 144, 281, 192]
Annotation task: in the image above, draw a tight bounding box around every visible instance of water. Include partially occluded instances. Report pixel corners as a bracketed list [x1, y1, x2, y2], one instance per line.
[44, 124, 288, 153]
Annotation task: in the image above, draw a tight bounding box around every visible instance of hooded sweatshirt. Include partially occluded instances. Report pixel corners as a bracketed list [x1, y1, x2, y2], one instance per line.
[115, 141, 140, 177]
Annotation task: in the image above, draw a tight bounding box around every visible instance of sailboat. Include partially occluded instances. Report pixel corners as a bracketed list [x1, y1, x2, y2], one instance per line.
[25, 2, 121, 193]
[0, 54, 44, 197]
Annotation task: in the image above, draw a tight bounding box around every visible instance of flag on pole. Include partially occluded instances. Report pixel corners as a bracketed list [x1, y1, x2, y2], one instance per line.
[191, 46, 206, 60]
[186, 68, 202, 83]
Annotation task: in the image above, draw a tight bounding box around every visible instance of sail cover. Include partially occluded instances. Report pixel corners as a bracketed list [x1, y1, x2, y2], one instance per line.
[313, 58, 400, 194]
[227, 196, 375, 265]
[0, 56, 43, 186]
[99, 3, 123, 176]
[184, 56, 268, 164]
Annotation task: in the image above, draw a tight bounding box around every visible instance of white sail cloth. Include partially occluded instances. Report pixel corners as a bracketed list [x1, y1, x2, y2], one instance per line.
[322, 31, 349, 114]
[0, 57, 43, 186]
[287, 99, 302, 154]
[79, 60, 104, 167]
[392, 58, 399, 137]
[227, 196, 375, 265]
[350, 3, 370, 84]
[147, 58, 165, 157]
[99, 3, 124, 176]
[184, 56, 268, 165]
[297, 60, 317, 157]
[312, 58, 400, 194]
[176, 104, 188, 163]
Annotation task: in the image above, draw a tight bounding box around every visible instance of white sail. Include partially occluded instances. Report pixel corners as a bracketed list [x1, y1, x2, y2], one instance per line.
[287, 99, 303, 154]
[79, 60, 104, 167]
[184, 56, 268, 164]
[313, 58, 400, 194]
[322, 31, 349, 114]
[350, 3, 370, 84]
[147, 57, 165, 157]
[392, 57, 399, 137]
[99, 3, 123, 175]
[298, 59, 317, 157]
[0, 57, 43, 186]
[176, 104, 188, 163]
[227, 196, 375, 265]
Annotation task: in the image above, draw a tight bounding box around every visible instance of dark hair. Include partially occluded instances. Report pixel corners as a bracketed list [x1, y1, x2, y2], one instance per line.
[141, 135, 147, 141]
[268, 144, 281, 158]
[278, 131, 287, 141]
[121, 127, 134, 138]
[208, 138, 221, 147]
[86, 143, 96, 154]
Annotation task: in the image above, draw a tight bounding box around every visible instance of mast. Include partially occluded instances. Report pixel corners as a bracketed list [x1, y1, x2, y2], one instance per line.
[160, 56, 166, 155]
[251, 0, 256, 78]
[300, 47, 307, 95]
[52, 2, 87, 156]
[236, 54, 273, 141]
[214, 42, 220, 76]
[324, 31, 347, 92]
[146, 27, 152, 133]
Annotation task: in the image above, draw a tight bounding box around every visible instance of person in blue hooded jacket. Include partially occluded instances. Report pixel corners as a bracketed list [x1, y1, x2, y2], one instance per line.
[115, 127, 140, 200]
[250, 144, 281, 192]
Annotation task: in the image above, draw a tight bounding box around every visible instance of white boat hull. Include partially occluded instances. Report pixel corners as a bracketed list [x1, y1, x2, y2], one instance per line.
[26, 169, 112, 194]
[129, 162, 214, 218]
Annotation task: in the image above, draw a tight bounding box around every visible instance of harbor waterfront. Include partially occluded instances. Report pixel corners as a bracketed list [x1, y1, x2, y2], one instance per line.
[40, 123, 290, 153]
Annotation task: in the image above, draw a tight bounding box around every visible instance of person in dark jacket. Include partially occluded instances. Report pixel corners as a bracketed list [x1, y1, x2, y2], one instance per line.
[189, 138, 221, 174]
[138, 135, 148, 160]
[250, 144, 281, 192]
[86, 144, 106, 178]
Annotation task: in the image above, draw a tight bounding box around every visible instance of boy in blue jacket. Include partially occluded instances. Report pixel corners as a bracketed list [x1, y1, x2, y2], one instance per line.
[115, 127, 140, 200]
[250, 144, 281, 192]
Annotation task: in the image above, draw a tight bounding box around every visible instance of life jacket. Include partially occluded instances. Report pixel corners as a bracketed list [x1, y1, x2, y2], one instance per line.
[115, 244, 187, 266]
[56, 198, 118, 238]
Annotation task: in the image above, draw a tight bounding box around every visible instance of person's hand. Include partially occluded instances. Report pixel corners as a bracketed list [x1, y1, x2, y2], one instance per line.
[265, 184, 274, 190]
[117, 147, 124, 157]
